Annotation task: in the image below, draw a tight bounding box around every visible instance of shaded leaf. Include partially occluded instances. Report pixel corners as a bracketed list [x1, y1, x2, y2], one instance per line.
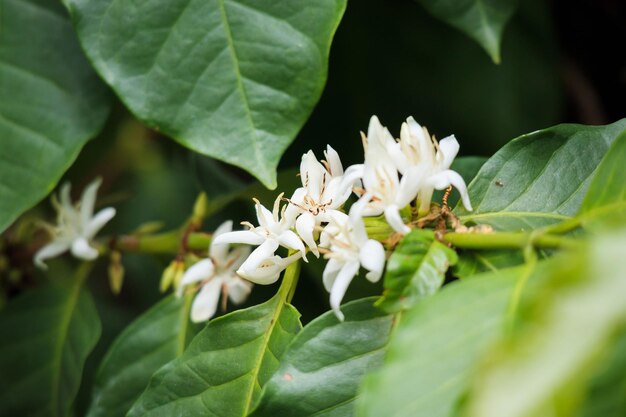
[127, 291, 301, 417]
[377, 229, 458, 313]
[455, 120, 626, 231]
[466, 231, 626, 417]
[86, 295, 198, 417]
[0, 0, 110, 233]
[250, 298, 393, 417]
[415, 0, 518, 62]
[0, 274, 101, 417]
[357, 261, 550, 417]
[579, 130, 626, 230]
[66, 0, 347, 188]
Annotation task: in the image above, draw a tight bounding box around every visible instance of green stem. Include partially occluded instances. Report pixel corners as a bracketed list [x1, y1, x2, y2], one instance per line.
[442, 231, 581, 251]
[114, 231, 212, 254]
[279, 252, 301, 304]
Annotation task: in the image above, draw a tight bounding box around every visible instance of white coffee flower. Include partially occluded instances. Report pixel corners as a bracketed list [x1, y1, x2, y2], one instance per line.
[289, 146, 352, 256]
[322, 199, 386, 321]
[212, 194, 306, 284]
[392, 117, 472, 215]
[34, 178, 115, 269]
[341, 116, 417, 234]
[177, 220, 252, 322]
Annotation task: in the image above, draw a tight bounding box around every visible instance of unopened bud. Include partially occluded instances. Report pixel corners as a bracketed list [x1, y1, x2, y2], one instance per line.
[108, 251, 125, 295]
[191, 193, 209, 226]
[160, 259, 185, 293]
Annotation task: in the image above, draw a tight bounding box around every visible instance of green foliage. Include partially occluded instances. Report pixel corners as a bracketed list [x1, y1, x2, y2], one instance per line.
[86, 295, 197, 417]
[465, 231, 626, 417]
[415, 0, 518, 63]
[456, 120, 626, 231]
[377, 229, 458, 313]
[579, 130, 626, 230]
[250, 298, 393, 417]
[0, 270, 101, 417]
[356, 262, 549, 417]
[0, 0, 110, 233]
[127, 290, 302, 417]
[64, 0, 347, 188]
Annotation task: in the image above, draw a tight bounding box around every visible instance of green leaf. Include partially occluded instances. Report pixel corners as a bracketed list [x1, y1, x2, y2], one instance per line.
[465, 231, 626, 417]
[579, 130, 626, 230]
[249, 298, 394, 417]
[455, 120, 626, 231]
[0, 271, 101, 417]
[377, 229, 458, 313]
[127, 292, 302, 416]
[453, 250, 523, 279]
[357, 261, 549, 417]
[578, 327, 626, 417]
[65, 0, 347, 188]
[86, 295, 198, 417]
[415, 0, 518, 63]
[0, 0, 111, 233]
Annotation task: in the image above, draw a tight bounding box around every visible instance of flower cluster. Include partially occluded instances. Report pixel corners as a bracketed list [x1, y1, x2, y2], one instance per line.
[186, 115, 472, 321]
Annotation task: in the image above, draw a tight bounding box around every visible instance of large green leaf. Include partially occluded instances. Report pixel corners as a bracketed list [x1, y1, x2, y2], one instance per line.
[250, 298, 394, 417]
[0, 272, 101, 417]
[415, 0, 518, 63]
[579, 130, 626, 230]
[0, 0, 110, 233]
[377, 229, 458, 313]
[466, 231, 626, 417]
[86, 295, 197, 417]
[356, 261, 549, 417]
[455, 120, 626, 231]
[65, 0, 347, 188]
[127, 290, 302, 416]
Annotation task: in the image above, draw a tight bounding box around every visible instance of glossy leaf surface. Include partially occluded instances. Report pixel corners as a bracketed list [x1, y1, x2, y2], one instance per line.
[127, 292, 301, 417]
[0, 0, 110, 233]
[0, 276, 101, 417]
[66, 0, 347, 188]
[86, 295, 196, 417]
[250, 298, 394, 417]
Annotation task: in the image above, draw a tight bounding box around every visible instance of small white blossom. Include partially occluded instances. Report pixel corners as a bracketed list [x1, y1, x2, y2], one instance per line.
[289, 146, 352, 256]
[392, 117, 472, 215]
[322, 199, 386, 321]
[34, 178, 115, 269]
[341, 116, 417, 234]
[177, 220, 252, 322]
[212, 195, 306, 284]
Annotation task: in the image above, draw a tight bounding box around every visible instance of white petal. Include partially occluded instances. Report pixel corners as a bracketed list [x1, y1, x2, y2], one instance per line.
[80, 178, 102, 228]
[178, 259, 215, 296]
[428, 170, 472, 211]
[34, 240, 71, 269]
[359, 240, 385, 282]
[406, 117, 434, 162]
[190, 278, 222, 322]
[322, 258, 343, 291]
[226, 245, 252, 271]
[84, 207, 115, 238]
[70, 237, 98, 260]
[59, 182, 73, 213]
[384, 204, 410, 235]
[212, 230, 265, 246]
[277, 230, 307, 260]
[329, 261, 360, 321]
[226, 276, 252, 304]
[210, 220, 233, 260]
[339, 164, 364, 197]
[301, 150, 324, 199]
[324, 145, 343, 176]
[295, 212, 318, 257]
[238, 252, 301, 285]
[254, 200, 274, 229]
[396, 166, 424, 208]
[239, 239, 280, 271]
[438, 135, 460, 169]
